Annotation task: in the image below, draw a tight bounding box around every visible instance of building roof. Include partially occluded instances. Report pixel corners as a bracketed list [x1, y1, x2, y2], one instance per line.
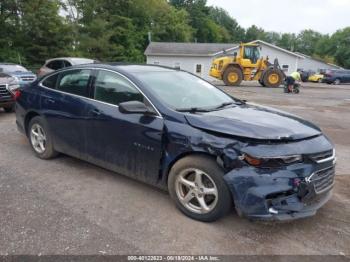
[213, 39, 304, 58]
[144, 42, 238, 56]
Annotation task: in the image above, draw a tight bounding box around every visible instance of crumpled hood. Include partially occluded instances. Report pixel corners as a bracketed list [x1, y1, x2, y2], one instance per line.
[184, 104, 322, 141]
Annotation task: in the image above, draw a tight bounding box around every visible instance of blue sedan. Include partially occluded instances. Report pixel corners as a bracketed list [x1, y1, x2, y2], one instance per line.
[15, 64, 336, 222]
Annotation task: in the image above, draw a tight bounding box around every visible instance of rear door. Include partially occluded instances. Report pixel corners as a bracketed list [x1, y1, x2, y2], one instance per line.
[84, 69, 164, 184]
[40, 69, 93, 158]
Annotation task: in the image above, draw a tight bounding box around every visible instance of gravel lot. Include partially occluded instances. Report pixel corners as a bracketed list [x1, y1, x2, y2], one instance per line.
[0, 82, 349, 255]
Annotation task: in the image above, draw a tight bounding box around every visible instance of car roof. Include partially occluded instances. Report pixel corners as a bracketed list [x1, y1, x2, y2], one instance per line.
[46, 57, 95, 64]
[66, 63, 178, 73]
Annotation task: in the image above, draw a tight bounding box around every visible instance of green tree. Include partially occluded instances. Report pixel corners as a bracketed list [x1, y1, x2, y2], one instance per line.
[277, 33, 297, 51]
[0, 0, 20, 63]
[208, 6, 245, 42]
[244, 25, 265, 42]
[170, 0, 224, 42]
[295, 29, 323, 56]
[0, 0, 73, 66]
[330, 27, 350, 68]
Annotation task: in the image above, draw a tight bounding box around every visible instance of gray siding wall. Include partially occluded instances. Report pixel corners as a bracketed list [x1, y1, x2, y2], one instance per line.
[146, 43, 338, 79]
[298, 57, 339, 72]
[146, 55, 215, 80]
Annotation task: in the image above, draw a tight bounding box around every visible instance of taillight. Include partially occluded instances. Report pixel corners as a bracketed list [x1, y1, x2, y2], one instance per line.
[13, 90, 21, 100]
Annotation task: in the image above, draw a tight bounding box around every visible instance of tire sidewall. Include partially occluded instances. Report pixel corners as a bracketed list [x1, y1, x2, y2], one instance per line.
[263, 69, 283, 88]
[168, 155, 232, 222]
[28, 116, 56, 159]
[223, 67, 243, 86]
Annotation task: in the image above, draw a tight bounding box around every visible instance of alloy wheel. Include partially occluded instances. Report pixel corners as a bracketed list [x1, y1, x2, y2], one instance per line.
[175, 168, 218, 214]
[30, 123, 47, 154]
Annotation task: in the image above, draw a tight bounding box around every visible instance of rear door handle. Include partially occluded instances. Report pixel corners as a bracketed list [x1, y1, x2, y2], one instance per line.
[90, 109, 102, 116]
[45, 98, 55, 104]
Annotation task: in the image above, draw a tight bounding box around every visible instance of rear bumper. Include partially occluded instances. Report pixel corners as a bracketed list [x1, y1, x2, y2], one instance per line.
[224, 162, 335, 221]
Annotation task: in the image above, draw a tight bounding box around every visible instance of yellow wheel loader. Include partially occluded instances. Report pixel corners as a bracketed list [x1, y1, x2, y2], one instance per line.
[209, 43, 285, 87]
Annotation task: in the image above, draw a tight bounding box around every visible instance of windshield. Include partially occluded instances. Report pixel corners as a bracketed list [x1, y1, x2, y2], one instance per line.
[0, 64, 28, 73]
[136, 71, 234, 111]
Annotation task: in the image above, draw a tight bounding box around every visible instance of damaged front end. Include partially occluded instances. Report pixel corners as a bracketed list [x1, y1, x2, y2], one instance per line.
[162, 116, 336, 221]
[222, 136, 336, 221]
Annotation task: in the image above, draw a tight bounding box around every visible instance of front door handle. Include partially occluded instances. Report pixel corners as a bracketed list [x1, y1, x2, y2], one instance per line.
[90, 109, 102, 116]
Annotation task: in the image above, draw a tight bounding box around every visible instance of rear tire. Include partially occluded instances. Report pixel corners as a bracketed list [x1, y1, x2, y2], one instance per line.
[263, 69, 283, 88]
[168, 155, 232, 222]
[28, 116, 58, 159]
[334, 79, 341, 85]
[258, 79, 266, 87]
[4, 105, 14, 113]
[223, 67, 243, 86]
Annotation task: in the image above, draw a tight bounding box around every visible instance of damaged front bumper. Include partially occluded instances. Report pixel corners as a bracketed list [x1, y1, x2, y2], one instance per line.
[223, 154, 336, 221]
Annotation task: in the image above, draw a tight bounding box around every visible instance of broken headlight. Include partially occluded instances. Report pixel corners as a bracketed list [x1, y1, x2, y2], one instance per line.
[241, 154, 303, 168]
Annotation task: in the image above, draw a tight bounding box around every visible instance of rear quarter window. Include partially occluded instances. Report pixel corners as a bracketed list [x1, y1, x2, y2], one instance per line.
[46, 60, 64, 70]
[42, 74, 58, 89]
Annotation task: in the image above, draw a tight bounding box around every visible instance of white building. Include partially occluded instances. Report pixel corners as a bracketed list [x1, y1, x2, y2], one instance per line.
[144, 40, 341, 80]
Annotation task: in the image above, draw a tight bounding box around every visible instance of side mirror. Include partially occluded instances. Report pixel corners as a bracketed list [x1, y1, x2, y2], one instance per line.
[233, 52, 237, 57]
[119, 101, 156, 115]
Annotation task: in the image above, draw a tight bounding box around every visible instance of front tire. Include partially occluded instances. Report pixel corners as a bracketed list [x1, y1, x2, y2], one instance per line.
[168, 155, 232, 222]
[223, 67, 243, 86]
[263, 69, 283, 87]
[28, 116, 58, 159]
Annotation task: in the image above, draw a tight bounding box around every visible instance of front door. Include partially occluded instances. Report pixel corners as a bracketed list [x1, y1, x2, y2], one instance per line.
[85, 69, 164, 185]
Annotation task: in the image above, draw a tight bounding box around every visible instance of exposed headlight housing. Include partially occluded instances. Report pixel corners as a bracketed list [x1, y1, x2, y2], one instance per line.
[242, 154, 303, 168]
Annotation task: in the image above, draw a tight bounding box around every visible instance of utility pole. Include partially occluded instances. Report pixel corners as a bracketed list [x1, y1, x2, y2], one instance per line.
[148, 21, 154, 43]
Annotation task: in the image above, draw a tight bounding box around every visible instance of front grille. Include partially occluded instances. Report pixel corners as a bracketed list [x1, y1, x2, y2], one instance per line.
[0, 84, 12, 99]
[309, 166, 335, 194]
[308, 149, 334, 163]
[20, 76, 35, 82]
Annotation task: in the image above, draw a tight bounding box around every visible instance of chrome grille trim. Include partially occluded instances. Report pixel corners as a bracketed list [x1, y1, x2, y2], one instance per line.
[309, 149, 335, 163]
[306, 166, 335, 194]
[0, 84, 12, 98]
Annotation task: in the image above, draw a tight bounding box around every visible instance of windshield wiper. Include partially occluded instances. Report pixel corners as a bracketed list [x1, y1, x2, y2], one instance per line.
[213, 101, 235, 110]
[175, 107, 211, 113]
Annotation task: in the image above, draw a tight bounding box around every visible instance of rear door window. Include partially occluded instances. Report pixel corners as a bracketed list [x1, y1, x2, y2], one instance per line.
[46, 60, 64, 70]
[57, 69, 92, 97]
[93, 70, 143, 106]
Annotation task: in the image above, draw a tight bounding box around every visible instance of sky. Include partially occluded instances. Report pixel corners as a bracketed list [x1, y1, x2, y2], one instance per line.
[206, 0, 349, 34]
